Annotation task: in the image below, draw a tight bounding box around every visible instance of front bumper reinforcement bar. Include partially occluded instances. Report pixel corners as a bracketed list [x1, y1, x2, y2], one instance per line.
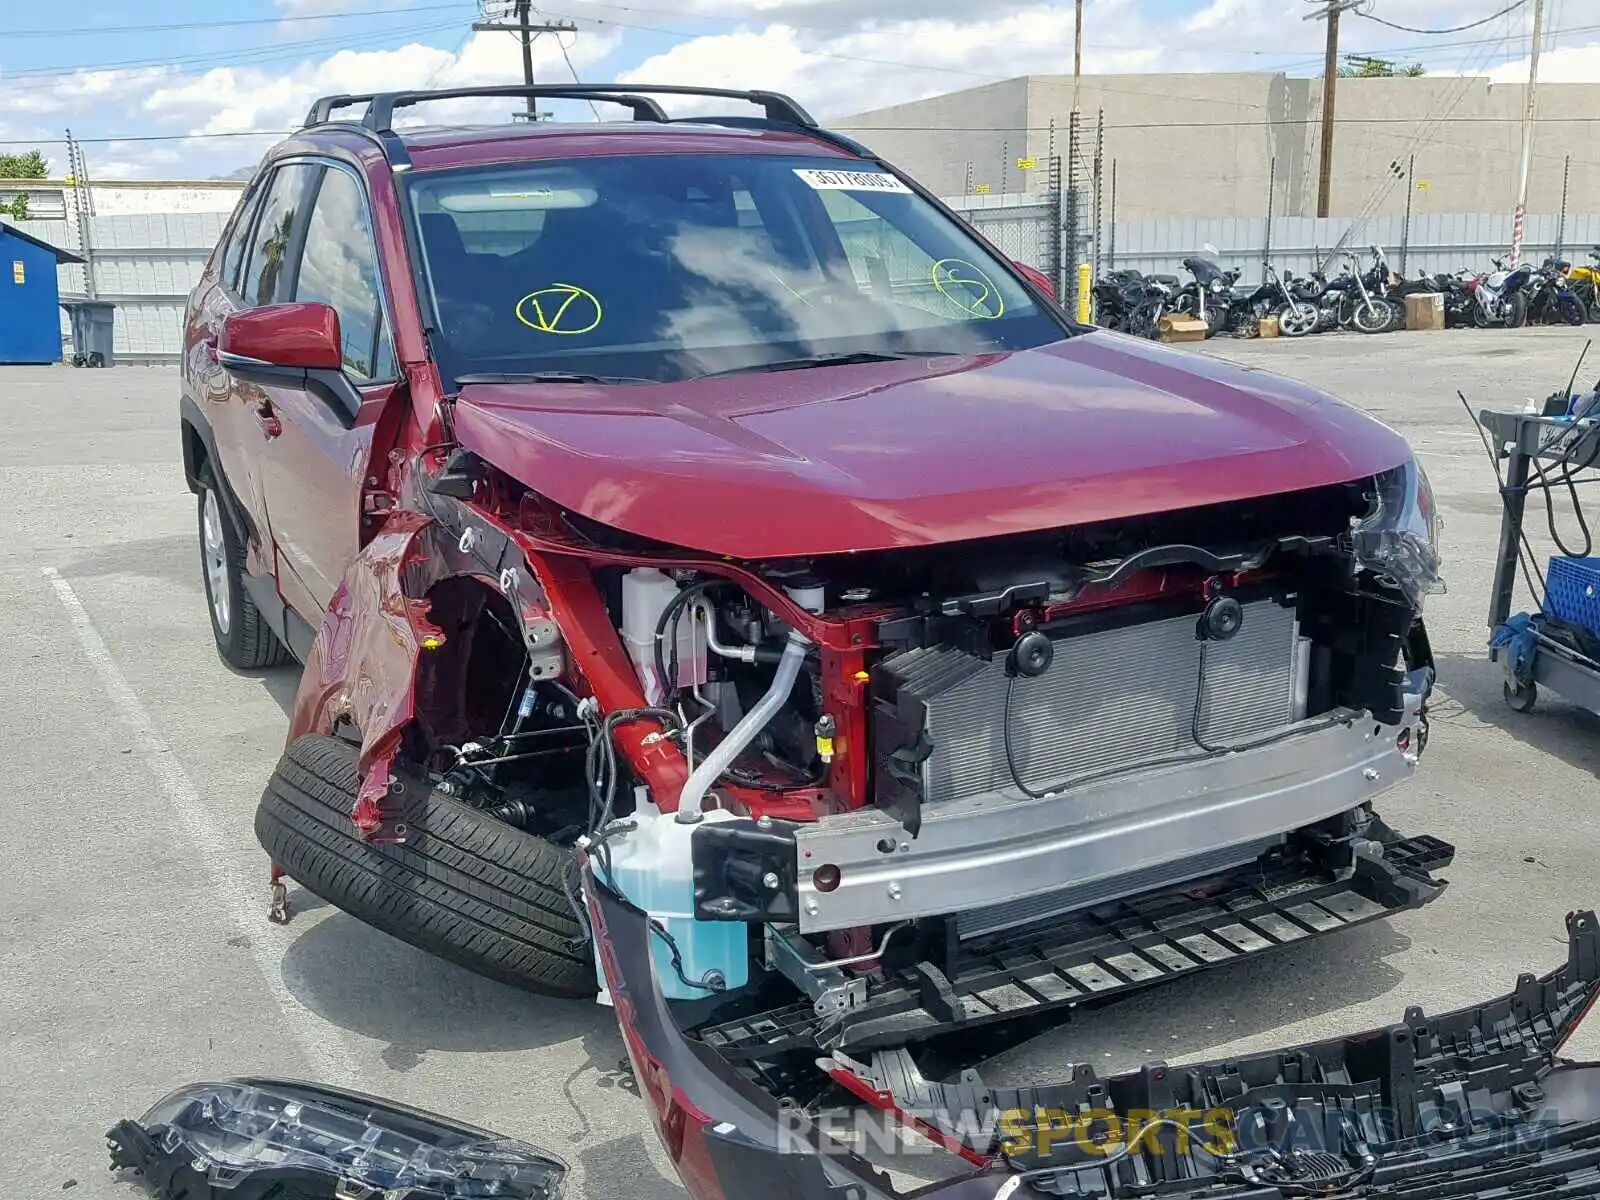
[701, 828, 1453, 1066]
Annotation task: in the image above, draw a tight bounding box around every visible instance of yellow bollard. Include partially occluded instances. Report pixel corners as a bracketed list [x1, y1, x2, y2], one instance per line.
[1076, 264, 1092, 324]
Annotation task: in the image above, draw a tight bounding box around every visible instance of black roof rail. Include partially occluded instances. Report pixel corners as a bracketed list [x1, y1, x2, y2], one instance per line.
[296, 84, 816, 135]
[302, 89, 675, 128]
[303, 94, 382, 127]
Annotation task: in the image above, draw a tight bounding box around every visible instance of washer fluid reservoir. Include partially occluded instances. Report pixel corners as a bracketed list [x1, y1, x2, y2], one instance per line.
[593, 806, 749, 1002]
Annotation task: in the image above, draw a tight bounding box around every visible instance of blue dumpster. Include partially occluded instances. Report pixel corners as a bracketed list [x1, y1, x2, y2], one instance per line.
[0, 223, 84, 365]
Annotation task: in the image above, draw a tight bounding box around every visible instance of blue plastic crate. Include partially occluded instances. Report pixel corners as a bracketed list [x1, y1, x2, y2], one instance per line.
[1545, 556, 1600, 636]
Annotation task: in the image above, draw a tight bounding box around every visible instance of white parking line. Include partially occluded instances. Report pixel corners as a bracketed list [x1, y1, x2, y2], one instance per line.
[40, 566, 362, 1088]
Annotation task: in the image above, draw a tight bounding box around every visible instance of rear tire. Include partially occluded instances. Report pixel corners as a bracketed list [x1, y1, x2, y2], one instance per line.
[256, 734, 597, 997]
[197, 468, 290, 670]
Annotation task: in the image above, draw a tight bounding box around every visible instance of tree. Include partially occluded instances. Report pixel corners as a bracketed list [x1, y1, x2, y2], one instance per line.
[1339, 56, 1426, 78]
[0, 150, 47, 219]
[0, 150, 48, 179]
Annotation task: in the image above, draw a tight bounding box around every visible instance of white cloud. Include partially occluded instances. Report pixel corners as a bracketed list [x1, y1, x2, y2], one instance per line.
[142, 29, 621, 137]
[0, 0, 1575, 181]
[1485, 42, 1600, 85]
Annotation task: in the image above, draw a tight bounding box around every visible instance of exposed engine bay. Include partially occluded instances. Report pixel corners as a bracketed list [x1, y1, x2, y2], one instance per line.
[399, 450, 1450, 1111]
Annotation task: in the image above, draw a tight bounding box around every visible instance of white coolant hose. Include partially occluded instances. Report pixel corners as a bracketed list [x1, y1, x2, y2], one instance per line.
[674, 628, 811, 823]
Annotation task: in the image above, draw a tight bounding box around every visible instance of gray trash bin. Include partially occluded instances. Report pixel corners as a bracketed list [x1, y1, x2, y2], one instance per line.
[61, 300, 116, 368]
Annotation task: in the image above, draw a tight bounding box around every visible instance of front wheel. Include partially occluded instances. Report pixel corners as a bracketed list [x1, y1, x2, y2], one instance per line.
[1276, 301, 1319, 338]
[197, 469, 290, 670]
[256, 734, 596, 996]
[1560, 295, 1586, 326]
[1353, 299, 1392, 334]
[1504, 292, 1529, 329]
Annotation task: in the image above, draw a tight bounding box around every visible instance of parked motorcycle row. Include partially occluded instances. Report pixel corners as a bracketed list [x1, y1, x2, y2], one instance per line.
[1093, 243, 1600, 340]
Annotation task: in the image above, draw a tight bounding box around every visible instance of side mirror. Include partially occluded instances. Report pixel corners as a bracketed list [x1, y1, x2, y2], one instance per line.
[1203, 242, 1219, 255]
[1012, 260, 1056, 300]
[220, 302, 342, 372]
[218, 302, 362, 425]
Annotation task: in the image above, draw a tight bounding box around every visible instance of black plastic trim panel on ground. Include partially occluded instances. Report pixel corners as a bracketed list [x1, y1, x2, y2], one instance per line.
[698, 833, 1454, 1068]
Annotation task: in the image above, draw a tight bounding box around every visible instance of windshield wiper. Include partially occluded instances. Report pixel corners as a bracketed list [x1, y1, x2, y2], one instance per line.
[703, 351, 949, 378]
[454, 371, 653, 386]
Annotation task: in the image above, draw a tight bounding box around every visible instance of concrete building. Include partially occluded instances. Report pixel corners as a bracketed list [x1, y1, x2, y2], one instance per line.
[836, 73, 1598, 221]
[0, 179, 244, 220]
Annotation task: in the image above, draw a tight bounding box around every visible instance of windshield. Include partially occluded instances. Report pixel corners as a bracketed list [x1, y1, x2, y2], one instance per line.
[406, 154, 1066, 386]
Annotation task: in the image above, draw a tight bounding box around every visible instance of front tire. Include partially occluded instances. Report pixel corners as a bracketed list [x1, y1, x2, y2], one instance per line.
[256, 734, 597, 997]
[1504, 293, 1529, 329]
[1353, 299, 1392, 334]
[197, 468, 290, 670]
[1276, 301, 1318, 338]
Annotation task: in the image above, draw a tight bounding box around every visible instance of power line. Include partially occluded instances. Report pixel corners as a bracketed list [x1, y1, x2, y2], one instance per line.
[1353, 0, 1531, 36]
[1, 2, 476, 38]
[5, 111, 1594, 149]
[2, 18, 466, 87]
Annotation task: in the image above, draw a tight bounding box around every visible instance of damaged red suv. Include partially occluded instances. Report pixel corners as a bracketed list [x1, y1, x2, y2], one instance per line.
[181, 84, 1453, 1194]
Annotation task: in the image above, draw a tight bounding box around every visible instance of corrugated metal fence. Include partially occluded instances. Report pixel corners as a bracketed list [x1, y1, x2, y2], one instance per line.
[10, 199, 1598, 363]
[1105, 212, 1600, 282]
[14, 212, 225, 363]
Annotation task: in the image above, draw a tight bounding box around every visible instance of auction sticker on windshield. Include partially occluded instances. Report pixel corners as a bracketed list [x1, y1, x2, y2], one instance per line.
[794, 168, 912, 194]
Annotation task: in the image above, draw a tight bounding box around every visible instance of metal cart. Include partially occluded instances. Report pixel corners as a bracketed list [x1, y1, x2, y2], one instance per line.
[1480, 406, 1600, 716]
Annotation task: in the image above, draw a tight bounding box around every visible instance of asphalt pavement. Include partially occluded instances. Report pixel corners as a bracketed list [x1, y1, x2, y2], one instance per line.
[2, 326, 1597, 1197]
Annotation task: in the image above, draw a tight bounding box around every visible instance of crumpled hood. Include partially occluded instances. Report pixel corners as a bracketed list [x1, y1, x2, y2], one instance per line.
[452, 330, 1412, 559]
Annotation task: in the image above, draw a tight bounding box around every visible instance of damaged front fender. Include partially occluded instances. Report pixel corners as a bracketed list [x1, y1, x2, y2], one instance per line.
[584, 855, 1600, 1200]
[286, 510, 543, 841]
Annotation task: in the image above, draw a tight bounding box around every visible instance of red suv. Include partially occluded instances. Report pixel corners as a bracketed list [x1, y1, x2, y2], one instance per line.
[181, 82, 1448, 1184]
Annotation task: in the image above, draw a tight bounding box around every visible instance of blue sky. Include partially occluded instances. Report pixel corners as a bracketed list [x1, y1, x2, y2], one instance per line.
[2, 0, 1591, 179]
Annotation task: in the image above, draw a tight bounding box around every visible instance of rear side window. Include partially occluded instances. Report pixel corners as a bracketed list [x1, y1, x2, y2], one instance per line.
[241, 163, 315, 308]
[294, 166, 395, 381]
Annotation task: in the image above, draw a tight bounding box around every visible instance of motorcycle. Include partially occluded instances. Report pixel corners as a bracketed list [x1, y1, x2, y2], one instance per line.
[1526, 257, 1587, 326]
[1172, 243, 1235, 338]
[1226, 262, 1317, 337]
[1363, 245, 1410, 332]
[1565, 248, 1600, 323]
[1093, 269, 1177, 341]
[1466, 256, 1533, 328]
[1302, 251, 1397, 334]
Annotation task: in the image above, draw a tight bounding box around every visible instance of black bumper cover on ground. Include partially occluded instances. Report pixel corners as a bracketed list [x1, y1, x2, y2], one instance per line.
[585, 860, 1600, 1200]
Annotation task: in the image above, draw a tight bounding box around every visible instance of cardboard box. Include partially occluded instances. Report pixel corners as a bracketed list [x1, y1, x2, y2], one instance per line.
[1257, 315, 1280, 338]
[1405, 292, 1445, 331]
[1158, 314, 1210, 343]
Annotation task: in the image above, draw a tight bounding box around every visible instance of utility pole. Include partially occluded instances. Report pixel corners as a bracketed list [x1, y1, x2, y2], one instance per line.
[1305, 0, 1361, 219]
[472, 0, 577, 121]
[1509, 0, 1546, 266]
[1072, 0, 1084, 113]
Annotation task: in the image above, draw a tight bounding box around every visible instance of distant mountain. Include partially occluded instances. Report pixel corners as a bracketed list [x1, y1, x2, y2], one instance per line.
[209, 164, 257, 181]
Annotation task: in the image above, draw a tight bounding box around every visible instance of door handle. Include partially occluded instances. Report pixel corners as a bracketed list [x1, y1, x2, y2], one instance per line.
[253, 404, 282, 439]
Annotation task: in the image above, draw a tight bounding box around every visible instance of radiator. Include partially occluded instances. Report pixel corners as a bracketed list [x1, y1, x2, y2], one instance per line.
[883, 598, 1303, 808]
